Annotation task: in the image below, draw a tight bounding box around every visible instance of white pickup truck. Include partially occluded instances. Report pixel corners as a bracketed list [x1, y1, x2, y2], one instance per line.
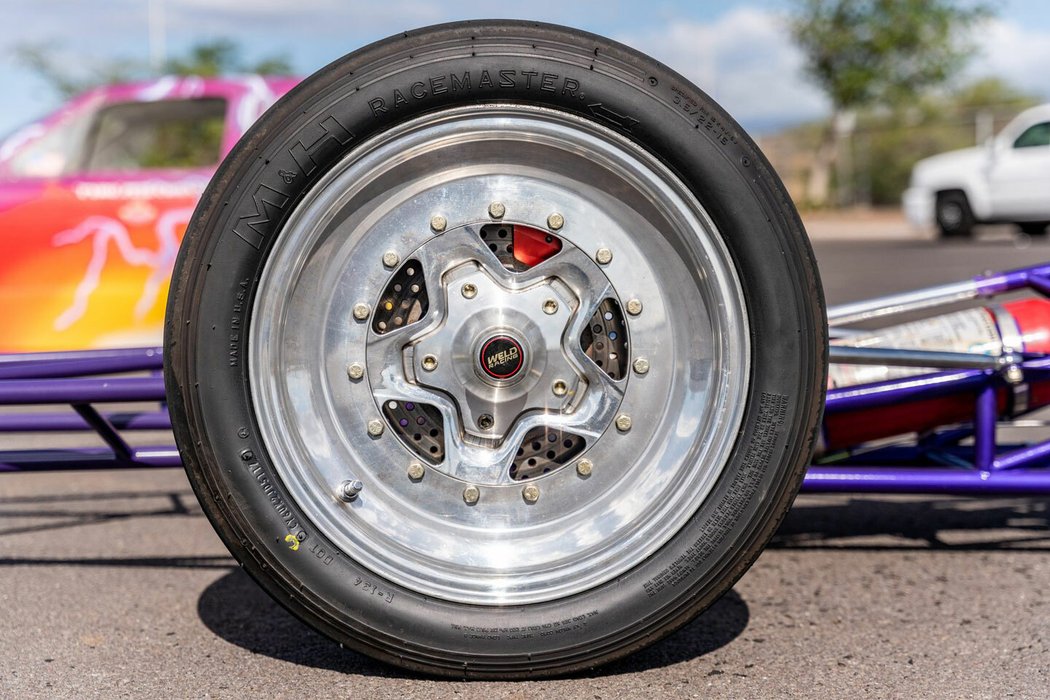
[903, 104, 1050, 237]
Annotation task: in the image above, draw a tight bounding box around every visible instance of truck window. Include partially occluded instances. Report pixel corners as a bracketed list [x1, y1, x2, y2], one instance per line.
[1013, 122, 1050, 149]
[80, 98, 227, 172]
[3, 112, 91, 178]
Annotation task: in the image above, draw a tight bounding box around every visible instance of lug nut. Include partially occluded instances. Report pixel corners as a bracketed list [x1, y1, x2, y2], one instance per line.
[547, 212, 565, 231]
[382, 250, 400, 268]
[522, 484, 540, 504]
[576, 458, 593, 477]
[542, 299, 558, 315]
[595, 247, 613, 265]
[626, 298, 643, 316]
[407, 462, 425, 480]
[488, 201, 506, 219]
[615, 413, 632, 432]
[339, 479, 363, 502]
[463, 485, 480, 505]
[352, 303, 370, 321]
[430, 214, 447, 233]
[367, 419, 385, 437]
[421, 354, 438, 372]
[632, 357, 650, 375]
[477, 413, 495, 430]
[461, 283, 478, 299]
[346, 362, 365, 380]
[552, 380, 568, 397]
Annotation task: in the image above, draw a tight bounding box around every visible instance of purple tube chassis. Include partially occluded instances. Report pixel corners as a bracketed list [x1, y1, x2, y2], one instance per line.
[6, 263, 1050, 494]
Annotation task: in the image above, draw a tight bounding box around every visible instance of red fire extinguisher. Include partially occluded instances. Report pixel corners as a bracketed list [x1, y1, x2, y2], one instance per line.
[823, 299, 1050, 451]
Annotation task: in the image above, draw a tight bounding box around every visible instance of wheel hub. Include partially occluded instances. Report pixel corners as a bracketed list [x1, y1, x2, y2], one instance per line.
[478, 334, 525, 381]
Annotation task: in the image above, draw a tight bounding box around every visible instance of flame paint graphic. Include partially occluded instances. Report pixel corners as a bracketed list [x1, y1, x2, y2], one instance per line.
[51, 207, 192, 331]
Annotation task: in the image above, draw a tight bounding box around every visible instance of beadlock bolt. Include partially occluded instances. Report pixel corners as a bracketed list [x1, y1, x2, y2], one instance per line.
[626, 298, 643, 316]
[421, 354, 439, 372]
[595, 247, 613, 265]
[615, 413, 633, 432]
[407, 462, 425, 480]
[339, 479, 363, 502]
[547, 212, 565, 231]
[461, 283, 478, 299]
[488, 201, 506, 219]
[543, 299, 558, 315]
[522, 484, 540, 504]
[352, 303, 370, 321]
[430, 214, 447, 233]
[346, 362, 365, 380]
[382, 250, 400, 268]
[576, 458, 593, 477]
[367, 419, 385, 437]
[552, 380, 568, 397]
[633, 357, 650, 375]
[463, 485, 481, 505]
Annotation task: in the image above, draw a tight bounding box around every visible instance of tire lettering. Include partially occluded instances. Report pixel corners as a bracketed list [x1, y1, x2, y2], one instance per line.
[233, 183, 289, 249]
[289, 115, 354, 177]
[366, 71, 589, 120]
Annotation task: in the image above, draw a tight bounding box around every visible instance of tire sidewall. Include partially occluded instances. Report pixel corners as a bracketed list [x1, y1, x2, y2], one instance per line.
[165, 20, 826, 676]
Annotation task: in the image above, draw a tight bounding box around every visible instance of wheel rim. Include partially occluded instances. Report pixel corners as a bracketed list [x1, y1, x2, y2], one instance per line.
[250, 105, 750, 605]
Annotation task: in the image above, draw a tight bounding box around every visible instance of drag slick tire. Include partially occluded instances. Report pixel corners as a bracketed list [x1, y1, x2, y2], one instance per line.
[164, 21, 826, 678]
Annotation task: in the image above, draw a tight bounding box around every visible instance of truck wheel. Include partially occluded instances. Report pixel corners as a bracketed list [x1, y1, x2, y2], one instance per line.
[164, 20, 826, 678]
[935, 191, 975, 238]
[1018, 222, 1048, 236]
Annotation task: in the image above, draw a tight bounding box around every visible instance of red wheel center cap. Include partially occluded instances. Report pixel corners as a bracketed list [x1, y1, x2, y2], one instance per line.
[480, 335, 525, 379]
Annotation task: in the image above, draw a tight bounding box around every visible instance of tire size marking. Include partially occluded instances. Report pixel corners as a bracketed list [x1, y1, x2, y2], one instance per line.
[354, 576, 394, 604]
[242, 456, 304, 536]
[367, 71, 584, 118]
[451, 610, 598, 641]
[671, 86, 738, 147]
[641, 392, 788, 598]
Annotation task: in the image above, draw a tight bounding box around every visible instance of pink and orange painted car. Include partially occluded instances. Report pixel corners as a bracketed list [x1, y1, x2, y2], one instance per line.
[0, 76, 297, 352]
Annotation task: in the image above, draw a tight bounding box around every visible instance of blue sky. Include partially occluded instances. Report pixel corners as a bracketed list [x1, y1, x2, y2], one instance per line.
[3, 0, 1049, 135]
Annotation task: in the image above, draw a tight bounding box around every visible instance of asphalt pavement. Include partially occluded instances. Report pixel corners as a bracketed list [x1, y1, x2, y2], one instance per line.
[2, 231, 1049, 698]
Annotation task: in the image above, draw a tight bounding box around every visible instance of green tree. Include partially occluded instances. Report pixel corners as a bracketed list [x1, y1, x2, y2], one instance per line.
[15, 38, 292, 98]
[788, 0, 991, 206]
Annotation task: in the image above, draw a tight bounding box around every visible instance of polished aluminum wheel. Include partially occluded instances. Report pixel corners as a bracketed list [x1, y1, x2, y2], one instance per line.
[249, 105, 749, 605]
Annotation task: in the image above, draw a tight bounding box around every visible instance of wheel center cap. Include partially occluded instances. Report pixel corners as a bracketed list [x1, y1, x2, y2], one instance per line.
[479, 334, 525, 380]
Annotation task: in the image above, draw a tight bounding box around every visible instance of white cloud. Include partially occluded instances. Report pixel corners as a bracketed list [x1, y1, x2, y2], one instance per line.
[621, 7, 829, 131]
[972, 18, 1050, 101]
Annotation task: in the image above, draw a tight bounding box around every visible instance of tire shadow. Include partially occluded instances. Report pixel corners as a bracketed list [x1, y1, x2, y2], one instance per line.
[196, 569, 749, 677]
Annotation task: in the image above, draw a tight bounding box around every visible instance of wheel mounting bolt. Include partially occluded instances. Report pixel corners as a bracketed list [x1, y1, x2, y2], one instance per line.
[352, 303, 371, 321]
[632, 357, 650, 375]
[542, 299, 558, 315]
[547, 212, 565, 231]
[382, 250, 400, 268]
[367, 419, 385, 437]
[615, 413, 632, 432]
[488, 201, 506, 219]
[522, 484, 540, 504]
[346, 362, 365, 380]
[626, 298, 643, 316]
[595, 247, 613, 265]
[576, 458, 593, 477]
[430, 214, 447, 233]
[407, 462, 425, 480]
[339, 479, 363, 502]
[463, 485, 480, 505]
[552, 380, 568, 397]
[461, 283, 478, 299]
[421, 354, 439, 372]
[477, 413, 494, 430]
